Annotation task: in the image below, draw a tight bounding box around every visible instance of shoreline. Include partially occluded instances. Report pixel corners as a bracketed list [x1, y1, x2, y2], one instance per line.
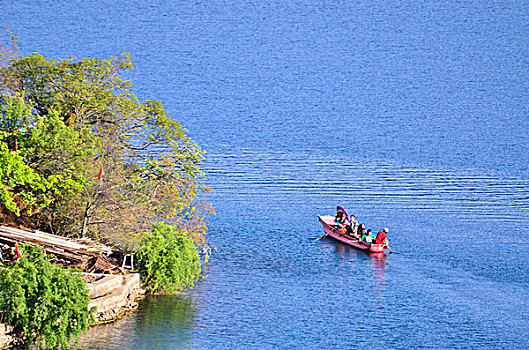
[0, 272, 144, 349]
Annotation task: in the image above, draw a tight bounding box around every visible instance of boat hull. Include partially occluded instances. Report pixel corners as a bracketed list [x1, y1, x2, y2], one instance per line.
[318, 215, 385, 253]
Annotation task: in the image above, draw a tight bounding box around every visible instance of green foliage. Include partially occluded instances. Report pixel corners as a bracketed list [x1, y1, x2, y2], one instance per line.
[0, 92, 31, 133]
[0, 52, 213, 251]
[1, 53, 134, 123]
[19, 109, 93, 231]
[0, 244, 92, 348]
[136, 222, 201, 294]
[0, 93, 90, 219]
[0, 131, 50, 216]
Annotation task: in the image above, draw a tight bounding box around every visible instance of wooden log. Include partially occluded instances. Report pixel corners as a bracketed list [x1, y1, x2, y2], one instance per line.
[0, 236, 86, 263]
[0, 226, 112, 256]
[0, 233, 97, 259]
[0, 226, 119, 272]
[0, 226, 87, 250]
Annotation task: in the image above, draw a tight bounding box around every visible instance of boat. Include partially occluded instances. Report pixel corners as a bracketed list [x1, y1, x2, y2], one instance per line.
[318, 215, 386, 253]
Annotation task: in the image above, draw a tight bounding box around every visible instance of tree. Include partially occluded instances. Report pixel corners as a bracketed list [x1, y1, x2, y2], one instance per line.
[0, 130, 49, 216]
[0, 52, 212, 253]
[0, 29, 19, 72]
[0, 92, 92, 232]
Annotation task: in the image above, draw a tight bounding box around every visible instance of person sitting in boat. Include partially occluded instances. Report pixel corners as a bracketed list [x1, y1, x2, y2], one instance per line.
[334, 207, 344, 224]
[349, 215, 359, 236]
[355, 222, 365, 238]
[362, 229, 376, 243]
[375, 228, 389, 245]
[334, 206, 350, 235]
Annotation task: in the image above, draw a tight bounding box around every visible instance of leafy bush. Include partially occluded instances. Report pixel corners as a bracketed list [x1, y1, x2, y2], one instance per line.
[136, 222, 202, 294]
[0, 244, 92, 348]
[0, 93, 89, 220]
[0, 132, 50, 216]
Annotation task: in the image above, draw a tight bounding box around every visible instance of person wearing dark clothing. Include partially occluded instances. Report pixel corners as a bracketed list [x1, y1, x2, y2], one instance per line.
[334, 207, 350, 234]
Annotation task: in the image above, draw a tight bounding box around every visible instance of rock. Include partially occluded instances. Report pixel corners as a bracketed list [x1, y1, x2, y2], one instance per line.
[87, 273, 144, 324]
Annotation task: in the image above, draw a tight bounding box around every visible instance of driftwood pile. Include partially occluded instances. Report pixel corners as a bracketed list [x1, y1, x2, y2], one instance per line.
[0, 226, 122, 274]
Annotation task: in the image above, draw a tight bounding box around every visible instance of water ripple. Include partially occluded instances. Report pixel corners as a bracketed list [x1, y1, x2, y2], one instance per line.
[204, 150, 529, 225]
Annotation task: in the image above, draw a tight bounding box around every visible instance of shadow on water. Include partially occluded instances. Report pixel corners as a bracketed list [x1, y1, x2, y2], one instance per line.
[77, 295, 197, 349]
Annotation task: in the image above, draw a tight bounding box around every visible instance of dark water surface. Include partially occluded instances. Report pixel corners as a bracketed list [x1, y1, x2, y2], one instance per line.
[3, 1, 529, 348]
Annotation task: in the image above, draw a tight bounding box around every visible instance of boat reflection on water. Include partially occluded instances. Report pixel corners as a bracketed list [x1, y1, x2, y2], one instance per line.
[334, 242, 347, 258]
[319, 239, 354, 272]
[369, 252, 387, 291]
[320, 238, 388, 289]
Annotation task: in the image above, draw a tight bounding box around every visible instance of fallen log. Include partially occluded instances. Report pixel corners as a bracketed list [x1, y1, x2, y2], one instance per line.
[0, 236, 85, 263]
[0, 226, 121, 273]
[0, 226, 90, 252]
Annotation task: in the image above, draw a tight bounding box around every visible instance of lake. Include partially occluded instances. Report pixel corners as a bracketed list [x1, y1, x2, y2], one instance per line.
[2, 1, 529, 348]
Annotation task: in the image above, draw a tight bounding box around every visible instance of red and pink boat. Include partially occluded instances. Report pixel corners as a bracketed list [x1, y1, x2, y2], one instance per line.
[318, 215, 386, 253]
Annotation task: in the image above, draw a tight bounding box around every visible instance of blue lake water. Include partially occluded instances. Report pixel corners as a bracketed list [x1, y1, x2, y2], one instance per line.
[2, 1, 529, 348]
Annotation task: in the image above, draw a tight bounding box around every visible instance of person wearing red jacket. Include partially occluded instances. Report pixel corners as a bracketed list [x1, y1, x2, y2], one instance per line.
[375, 228, 389, 245]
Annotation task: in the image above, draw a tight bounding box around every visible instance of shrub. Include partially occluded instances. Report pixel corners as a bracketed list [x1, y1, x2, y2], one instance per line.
[0, 244, 92, 348]
[136, 222, 201, 294]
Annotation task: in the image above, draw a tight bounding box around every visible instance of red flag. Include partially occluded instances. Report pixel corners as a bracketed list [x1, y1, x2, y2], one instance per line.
[97, 164, 103, 182]
[15, 243, 21, 259]
[14, 139, 17, 152]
